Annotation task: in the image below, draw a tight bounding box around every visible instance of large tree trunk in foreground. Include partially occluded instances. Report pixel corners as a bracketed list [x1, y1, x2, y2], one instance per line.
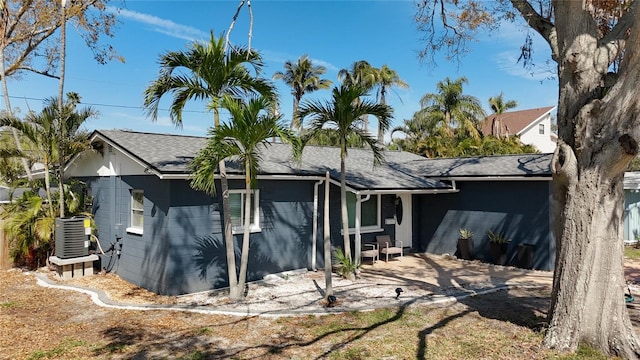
[546, 144, 639, 357]
[543, 2, 640, 357]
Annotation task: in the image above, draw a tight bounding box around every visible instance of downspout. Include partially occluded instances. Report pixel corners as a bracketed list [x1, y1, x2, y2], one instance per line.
[354, 193, 371, 266]
[312, 178, 324, 271]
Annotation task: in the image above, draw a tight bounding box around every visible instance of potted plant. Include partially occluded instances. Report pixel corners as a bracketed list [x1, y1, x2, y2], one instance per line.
[457, 228, 474, 260]
[487, 230, 509, 265]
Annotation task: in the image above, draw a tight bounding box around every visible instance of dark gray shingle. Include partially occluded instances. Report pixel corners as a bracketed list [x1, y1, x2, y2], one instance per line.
[93, 130, 552, 191]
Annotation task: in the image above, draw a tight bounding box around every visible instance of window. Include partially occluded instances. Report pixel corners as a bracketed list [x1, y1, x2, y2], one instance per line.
[347, 193, 380, 232]
[229, 190, 260, 233]
[127, 190, 144, 234]
[539, 124, 545, 134]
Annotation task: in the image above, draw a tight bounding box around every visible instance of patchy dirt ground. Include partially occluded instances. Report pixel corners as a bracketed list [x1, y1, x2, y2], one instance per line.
[0, 254, 638, 359]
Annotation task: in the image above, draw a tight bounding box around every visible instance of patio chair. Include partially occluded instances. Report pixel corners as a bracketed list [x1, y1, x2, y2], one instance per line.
[376, 235, 403, 262]
[360, 243, 379, 264]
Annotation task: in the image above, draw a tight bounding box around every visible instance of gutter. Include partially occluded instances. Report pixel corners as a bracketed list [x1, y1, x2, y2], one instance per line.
[430, 176, 551, 182]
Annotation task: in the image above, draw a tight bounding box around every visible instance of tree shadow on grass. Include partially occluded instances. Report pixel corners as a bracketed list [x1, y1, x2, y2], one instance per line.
[93, 324, 228, 359]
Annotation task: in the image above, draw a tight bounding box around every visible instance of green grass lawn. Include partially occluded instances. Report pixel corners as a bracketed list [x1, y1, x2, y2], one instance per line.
[624, 245, 640, 260]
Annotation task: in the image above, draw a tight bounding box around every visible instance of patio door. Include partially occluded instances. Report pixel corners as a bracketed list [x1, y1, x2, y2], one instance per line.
[394, 193, 412, 249]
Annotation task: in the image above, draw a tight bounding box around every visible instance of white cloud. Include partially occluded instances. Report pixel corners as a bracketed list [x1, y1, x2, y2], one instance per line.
[110, 7, 208, 42]
[494, 51, 555, 81]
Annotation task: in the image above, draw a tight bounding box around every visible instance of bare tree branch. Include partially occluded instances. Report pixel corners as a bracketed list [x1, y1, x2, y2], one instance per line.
[14, 66, 57, 78]
[510, 0, 559, 61]
[225, 0, 246, 52]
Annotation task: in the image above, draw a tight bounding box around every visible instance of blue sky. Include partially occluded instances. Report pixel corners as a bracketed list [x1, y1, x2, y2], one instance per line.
[6, 0, 558, 139]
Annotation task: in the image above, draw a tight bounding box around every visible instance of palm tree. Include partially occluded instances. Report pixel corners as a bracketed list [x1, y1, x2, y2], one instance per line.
[338, 60, 377, 132]
[143, 31, 276, 300]
[0, 93, 95, 221]
[487, 93, 518, 139]
[2, 181, 91, 268]
[338, 60, 376, 89]
[419, 76, 485, 139]
[298, 84, 393, 269]
[272, 54, 332, 132]
[372, 65, 408, 144]
[190, 94, 297, 299]
[390, 109, 445, 156]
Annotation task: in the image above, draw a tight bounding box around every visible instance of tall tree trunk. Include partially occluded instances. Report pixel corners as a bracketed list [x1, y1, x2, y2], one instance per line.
[339, 150, 351, 261]
[220, 159, 240, 299]
[0, 3, 31, 180]
[324, 171, 332, 298]
[237, 160, 252, 295]
[545, 144, 640, 358]
[57, 1, 67, 218]
[377, 86, 386, 145]
[543, 3, 640, 357]
[291, 96, 299, 131]
[214, 109, 240, 300]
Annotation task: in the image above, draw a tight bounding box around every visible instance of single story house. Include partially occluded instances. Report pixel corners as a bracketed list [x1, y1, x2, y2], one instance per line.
[65, 129, 555, 295]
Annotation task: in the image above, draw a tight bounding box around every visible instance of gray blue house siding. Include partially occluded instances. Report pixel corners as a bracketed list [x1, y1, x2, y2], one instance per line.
[85, 175, 317, 295]
[71, 130, 557, 296]
[322, 185, 397, 255]
[416, 180, 555, 270]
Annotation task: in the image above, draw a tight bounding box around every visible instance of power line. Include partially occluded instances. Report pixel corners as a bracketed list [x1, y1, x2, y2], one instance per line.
[2, 94, 221, 114]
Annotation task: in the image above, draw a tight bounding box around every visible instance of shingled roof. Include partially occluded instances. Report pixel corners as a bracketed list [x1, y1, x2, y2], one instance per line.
[90, 130, 552, 192]
[403, 153, 552, 178]
[480, 106, 556, 137]
[92, 130, 451, 192]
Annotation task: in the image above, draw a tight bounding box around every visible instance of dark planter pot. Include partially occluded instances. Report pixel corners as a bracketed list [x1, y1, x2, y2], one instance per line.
[489, 242, 508, 265]
[457, 238, 473, 260]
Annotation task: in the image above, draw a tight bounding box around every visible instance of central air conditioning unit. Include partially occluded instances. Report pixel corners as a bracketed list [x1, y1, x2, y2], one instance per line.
[55, 217, 90, 259]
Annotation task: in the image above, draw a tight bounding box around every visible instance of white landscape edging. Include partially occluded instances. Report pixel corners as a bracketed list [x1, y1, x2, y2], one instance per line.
[34, 273, 545, 318]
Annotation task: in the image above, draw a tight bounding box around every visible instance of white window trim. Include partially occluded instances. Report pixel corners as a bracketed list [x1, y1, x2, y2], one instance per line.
[229, 189, 261, 234]
[127, 189, 144, 235]
[539, 123, 545, 134]
[347, 194, 381, 233]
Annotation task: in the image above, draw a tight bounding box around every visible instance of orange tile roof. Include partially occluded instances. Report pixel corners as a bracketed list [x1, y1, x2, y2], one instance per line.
[480, 106, 556, 137]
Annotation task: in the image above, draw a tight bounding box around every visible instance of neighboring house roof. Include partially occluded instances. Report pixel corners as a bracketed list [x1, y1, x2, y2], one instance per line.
[90, 130, 451, 192]
[480, 106, 556, 137]
[403, 153, 553, 179]
[0, 186, 50, 204]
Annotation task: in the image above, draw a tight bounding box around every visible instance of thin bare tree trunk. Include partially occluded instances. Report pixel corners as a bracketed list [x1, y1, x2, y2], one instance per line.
[291, 97, 299, 131]
[324, 171, 332, 298]
[339, 151, 351, 262]
[220, 159, 240, 299]
[377, 86, 386, 145]
[57, 1, 67, 218]
[213, 109, 240, 300]
[237, 159, 251, 295]
[0, 3, 31, 180]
